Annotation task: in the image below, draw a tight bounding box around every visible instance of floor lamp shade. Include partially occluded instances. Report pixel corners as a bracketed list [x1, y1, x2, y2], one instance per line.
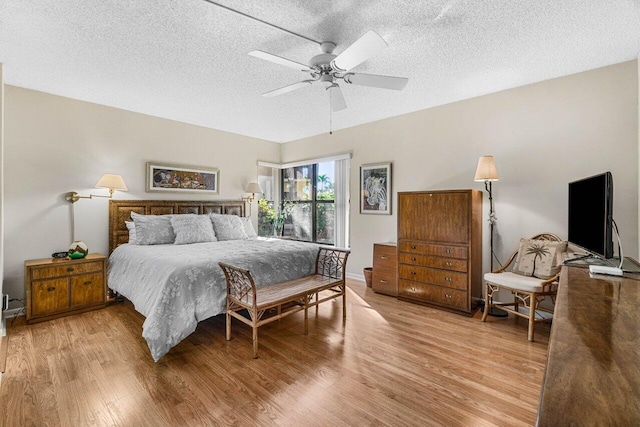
[474, 156, 499, 182]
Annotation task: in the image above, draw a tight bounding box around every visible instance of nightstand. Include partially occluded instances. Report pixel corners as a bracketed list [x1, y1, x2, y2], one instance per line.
[25, 253, 107, 324]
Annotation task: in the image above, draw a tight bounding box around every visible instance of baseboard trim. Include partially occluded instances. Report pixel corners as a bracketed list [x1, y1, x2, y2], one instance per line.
[0, 334, 7, 374]
[3, 308, 23, 319]
[346, 272, 365, 282]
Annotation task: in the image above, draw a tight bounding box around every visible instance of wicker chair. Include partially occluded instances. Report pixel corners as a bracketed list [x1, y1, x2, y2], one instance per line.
[481, 233, 565, 341]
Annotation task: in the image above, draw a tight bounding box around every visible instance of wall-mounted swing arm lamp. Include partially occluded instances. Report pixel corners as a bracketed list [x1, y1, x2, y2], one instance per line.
[242, 181, 263, 217]
[65, 174, 128, 243]
[243, 182, 263, 204]
[65, 174, 128, 203]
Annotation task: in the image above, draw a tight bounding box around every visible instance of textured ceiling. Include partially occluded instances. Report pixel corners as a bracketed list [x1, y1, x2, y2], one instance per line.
[1, 0, 639, 143]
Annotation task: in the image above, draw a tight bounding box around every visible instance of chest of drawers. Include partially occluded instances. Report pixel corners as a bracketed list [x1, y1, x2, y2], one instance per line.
[372, 242, 397, 296]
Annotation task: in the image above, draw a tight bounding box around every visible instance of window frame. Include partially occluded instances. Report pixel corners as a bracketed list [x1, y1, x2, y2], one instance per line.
[282, 162, 335, 244]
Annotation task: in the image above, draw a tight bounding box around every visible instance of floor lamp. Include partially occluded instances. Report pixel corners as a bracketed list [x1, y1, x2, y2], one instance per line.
[474, 156, 507, 317]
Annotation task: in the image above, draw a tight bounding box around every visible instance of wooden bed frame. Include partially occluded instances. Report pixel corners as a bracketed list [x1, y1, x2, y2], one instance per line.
[108, 199, 246, 254]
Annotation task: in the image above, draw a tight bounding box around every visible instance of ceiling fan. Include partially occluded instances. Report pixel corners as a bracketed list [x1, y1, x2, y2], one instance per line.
[249, 30, 409, 112]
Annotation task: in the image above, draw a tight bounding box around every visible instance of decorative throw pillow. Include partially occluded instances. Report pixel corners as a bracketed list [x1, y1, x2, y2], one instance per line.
[131, 212, 176, 245]
[239, 217, 257, 238]
[512, 238, 568, 279]
[170, 214, 217, 245]
[125, 221, 138, 245]
[209, 213, 248, 241]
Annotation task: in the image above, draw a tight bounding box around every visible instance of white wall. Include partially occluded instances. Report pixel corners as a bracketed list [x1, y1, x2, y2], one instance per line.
[0, 63, 5, 335]
[282, 61, 639, 279]
[2, 86, 280, 307]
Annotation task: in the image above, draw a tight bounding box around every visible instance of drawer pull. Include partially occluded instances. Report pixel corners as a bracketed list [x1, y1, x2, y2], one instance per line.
[445, 277, 452, 282]
[445, 294, 452, 299]
[445, 249, 452, 254]
[67, 267, 75, 272]
[411, 271, 417, 276]
[84, 281, 92, 285]
[380, 280, 388, 284]
[411, 245, 417, 250]
[411, 287, 417, 292]
[380, 256, 389, 260]
[445, 262, 452, 267]
[411, 257, 417, 261]
[47, 286, 56, 292]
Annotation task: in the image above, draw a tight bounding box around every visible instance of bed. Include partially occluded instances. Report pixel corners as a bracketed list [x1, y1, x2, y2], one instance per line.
[107, 200, 320, 361]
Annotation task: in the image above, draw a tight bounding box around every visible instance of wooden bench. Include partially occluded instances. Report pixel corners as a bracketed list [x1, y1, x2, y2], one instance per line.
[219, 247, 350, 358]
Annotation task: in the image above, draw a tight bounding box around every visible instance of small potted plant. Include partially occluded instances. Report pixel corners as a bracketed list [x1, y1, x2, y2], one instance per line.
[258, 199, 295, 237]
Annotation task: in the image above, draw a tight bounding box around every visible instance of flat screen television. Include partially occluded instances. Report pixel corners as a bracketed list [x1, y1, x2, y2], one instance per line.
[568, 172, 613, 259]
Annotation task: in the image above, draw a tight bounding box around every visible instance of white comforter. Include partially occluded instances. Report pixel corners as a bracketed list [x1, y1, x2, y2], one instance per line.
[108, 238, 319, 361]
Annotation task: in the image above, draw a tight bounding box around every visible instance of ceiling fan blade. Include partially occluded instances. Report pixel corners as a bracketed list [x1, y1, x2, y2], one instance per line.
[331, 30, 388, 72]
[249, 50, 310, 72]
[344, 73, 408, 91]
[262, 80, 312, 97]
[328, 84, 347, 112]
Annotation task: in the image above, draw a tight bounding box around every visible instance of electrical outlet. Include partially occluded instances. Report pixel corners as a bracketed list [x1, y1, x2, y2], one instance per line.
[2, 294, 8, 311]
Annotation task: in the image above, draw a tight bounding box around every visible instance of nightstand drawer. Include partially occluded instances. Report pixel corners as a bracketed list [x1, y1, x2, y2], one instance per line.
[31, 278, 70, 317]
[31, 261, 103, 280]
[372, 270, 397, 296]
[71, 273, 105, 307]
[373, 245, 397, 270]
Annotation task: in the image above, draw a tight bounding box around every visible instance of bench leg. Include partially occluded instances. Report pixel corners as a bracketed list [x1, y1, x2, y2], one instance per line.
[315, 292, 319, 316]
[342, 285, 347, 320]
[252, 325, 259, 358]
[226, 310, 232, 341]
[304, 306, 309, 335]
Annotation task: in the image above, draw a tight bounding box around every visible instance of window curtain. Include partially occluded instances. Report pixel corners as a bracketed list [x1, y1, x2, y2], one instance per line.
[334, 158, 350, 248]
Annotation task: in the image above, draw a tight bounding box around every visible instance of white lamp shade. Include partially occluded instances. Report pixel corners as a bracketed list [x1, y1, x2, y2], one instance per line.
[474, 156, 499, 182]
[245, 181, 263, 194]
[95, 174, 128, 191]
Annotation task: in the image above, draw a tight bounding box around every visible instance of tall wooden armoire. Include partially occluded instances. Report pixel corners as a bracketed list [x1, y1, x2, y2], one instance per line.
[397, 190, 482, 315]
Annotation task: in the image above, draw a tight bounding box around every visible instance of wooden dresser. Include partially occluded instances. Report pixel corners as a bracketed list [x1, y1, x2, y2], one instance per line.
[397, 190, 482, 315]
[372, 242, 397, 296]
[25, 254, 107, 324]
[536, 266, 640, 426]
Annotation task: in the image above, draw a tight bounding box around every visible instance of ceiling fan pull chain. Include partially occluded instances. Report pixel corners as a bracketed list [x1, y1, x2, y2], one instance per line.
[329, 90, 333, 135]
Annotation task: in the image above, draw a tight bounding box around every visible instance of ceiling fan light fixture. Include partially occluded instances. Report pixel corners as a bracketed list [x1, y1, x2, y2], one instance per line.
[320, 74, 334, 87]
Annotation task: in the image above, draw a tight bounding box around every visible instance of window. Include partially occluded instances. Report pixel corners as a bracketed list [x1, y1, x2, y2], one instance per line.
[257, 165, 277, 237]
[257, 154, 350, 248]
[282, 162, 335, 244]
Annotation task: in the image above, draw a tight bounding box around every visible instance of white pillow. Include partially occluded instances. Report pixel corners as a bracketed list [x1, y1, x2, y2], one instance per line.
[209, 213, 248, 241]
[170, 214, 217, 245]
[125, 221, 138, 245]
[240, 217, 257, 238]
[131, 212, 175, 245]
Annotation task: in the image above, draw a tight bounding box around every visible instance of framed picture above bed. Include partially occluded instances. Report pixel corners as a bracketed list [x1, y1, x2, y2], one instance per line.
[360, 162, 392, 215]
[146, 162, 220, 194]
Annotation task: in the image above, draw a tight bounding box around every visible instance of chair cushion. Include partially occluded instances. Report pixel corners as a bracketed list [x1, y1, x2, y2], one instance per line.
[484, 272, 557, 293]
[512, 238, 567, 279]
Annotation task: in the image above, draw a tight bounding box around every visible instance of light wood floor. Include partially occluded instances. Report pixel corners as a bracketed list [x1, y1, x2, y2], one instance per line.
[1, 280, 550, 426]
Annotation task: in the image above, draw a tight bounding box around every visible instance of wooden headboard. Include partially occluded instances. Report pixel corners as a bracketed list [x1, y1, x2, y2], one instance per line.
[109, 199, 246, 254]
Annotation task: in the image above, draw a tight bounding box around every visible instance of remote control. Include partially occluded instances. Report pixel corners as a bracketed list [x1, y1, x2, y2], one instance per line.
[589, 265, 623, 276]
